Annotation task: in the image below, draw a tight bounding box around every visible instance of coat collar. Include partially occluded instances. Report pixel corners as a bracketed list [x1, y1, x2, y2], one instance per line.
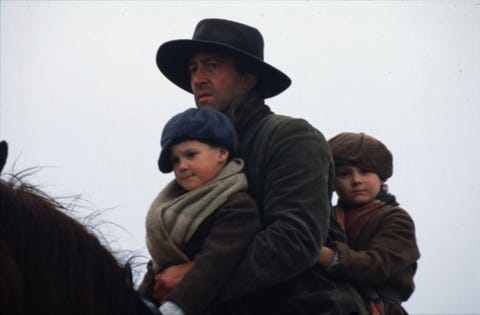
[224, 91, 273, 141]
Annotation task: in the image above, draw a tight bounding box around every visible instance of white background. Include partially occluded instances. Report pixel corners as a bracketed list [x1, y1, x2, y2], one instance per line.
[1, 1, 479, 314]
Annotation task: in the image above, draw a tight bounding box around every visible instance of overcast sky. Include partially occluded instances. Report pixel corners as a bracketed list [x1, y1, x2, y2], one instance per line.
[1, 1, 479, 314]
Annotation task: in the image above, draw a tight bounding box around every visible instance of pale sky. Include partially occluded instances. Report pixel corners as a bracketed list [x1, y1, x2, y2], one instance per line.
[1, 1, 479, 314]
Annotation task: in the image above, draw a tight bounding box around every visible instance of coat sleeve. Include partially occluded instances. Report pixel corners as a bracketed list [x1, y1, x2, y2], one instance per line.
[167, 193, 261, 315]
[222, 117, 335, 299]
[330, 208, 420, 286]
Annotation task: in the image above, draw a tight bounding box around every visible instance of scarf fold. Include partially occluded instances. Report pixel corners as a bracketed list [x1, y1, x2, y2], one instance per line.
[336, 189, 399, 244]
[146, 158, 248, 271]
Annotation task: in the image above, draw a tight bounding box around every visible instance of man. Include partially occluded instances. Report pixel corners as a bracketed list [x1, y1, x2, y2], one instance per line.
[150, 18, 367, 315]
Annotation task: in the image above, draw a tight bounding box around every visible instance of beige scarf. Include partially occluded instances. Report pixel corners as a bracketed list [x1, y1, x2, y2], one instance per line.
[146, 158, 248, 271]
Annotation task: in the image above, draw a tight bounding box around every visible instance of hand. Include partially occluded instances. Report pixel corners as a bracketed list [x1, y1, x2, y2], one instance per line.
[317, 246, 336, 267]
[153, 260, 194, 305]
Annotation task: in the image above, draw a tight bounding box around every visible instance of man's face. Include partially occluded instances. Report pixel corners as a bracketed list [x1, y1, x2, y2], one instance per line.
[189, 52, 257, 112]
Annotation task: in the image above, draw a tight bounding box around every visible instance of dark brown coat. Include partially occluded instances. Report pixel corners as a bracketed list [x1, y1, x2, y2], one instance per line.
[140, 191, 260, 315]
[329, 206, 420, 315]
[168, 191, 261, 315]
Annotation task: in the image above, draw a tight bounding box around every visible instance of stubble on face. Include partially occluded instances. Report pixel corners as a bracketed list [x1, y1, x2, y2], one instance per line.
[189, 52, 256, 113]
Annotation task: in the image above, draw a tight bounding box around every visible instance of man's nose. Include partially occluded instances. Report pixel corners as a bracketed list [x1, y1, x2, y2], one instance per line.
[191, 66, 207, 87]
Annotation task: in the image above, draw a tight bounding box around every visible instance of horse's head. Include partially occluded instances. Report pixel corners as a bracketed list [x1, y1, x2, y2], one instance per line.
[0, 174, 159, 315]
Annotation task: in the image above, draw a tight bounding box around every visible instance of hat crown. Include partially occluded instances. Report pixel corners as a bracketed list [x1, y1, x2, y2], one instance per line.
[158, 108, 237, 173]
[193, 18, 264, 60]
[328, 132, 393, 181]
[156, 18, 291, 98]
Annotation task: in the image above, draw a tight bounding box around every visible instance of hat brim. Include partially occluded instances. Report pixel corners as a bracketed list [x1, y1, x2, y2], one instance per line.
[158, 145, 173, 173]
[156, 39, 291, 98]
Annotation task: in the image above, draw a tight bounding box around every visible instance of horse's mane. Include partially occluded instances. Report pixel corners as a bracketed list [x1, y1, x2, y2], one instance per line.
[0, 174, 154, 315]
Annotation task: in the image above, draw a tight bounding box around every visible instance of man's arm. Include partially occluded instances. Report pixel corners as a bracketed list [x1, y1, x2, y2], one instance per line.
[153, 261, 194, 305]
[221, 117, 335, 299]
[153, 118, 335, 301]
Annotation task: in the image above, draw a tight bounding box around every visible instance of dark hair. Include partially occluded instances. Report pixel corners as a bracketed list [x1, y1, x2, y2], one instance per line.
[232, 53, 269, 97]
[0, 175, 153, 315]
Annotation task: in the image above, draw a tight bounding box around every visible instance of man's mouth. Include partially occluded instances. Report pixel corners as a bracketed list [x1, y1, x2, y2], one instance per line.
[197, 93, 212, 102]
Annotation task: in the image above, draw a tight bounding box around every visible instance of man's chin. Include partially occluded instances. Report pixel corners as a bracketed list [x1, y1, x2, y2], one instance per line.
[195, 100, 227, 112]
[197, 103, 218, 110]
[196, 100, 212, 108]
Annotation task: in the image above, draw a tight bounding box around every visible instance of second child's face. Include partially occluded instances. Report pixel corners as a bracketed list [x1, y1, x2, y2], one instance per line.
[170, 140, 229, 191]
[334, 165, 383, 207]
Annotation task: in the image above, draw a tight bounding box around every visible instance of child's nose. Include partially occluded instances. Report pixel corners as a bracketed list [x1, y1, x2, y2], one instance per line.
[352, 173, 362, 184]
[178, 159, 188, 170]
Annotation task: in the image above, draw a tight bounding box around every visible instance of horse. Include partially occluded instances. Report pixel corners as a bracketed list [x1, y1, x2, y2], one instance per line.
[0, 141, 160, 315]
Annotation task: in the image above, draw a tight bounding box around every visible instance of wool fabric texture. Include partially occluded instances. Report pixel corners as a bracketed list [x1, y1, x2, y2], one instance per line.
[337, 189, 399, 244]
[146, 158, 247, 271]
[214, 92, 367, 315]
[331, 189, 420, 315]
[328, 132, 393, 181]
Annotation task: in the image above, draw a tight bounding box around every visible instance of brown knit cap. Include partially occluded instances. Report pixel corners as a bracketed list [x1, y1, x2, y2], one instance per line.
[328, 132, 393, 181]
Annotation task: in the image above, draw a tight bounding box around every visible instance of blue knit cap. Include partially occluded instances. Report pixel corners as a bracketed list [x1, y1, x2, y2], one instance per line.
[158, 108, 237, 173]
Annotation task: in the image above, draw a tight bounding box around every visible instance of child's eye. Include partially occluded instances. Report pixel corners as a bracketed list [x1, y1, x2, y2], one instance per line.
[359, 168, 371, 175]
[186, 151, 197, 159]
[171, 157, 180, 165]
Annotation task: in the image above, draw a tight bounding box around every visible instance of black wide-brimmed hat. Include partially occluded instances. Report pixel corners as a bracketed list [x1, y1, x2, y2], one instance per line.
[156, 18, 291, 98]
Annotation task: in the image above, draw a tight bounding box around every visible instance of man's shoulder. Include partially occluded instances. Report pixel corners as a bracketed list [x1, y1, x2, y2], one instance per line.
[259, 113, 326, 141]
[260, 113, 315, 130]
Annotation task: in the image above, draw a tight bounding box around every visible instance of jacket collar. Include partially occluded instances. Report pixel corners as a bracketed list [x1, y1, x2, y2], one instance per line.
[224, 91, 273, 141]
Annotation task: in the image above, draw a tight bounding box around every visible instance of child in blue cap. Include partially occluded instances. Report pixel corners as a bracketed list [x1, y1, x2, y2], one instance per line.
[140, 108, 261, 315]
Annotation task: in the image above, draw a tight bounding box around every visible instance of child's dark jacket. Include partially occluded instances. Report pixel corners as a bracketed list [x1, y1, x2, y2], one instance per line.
[143, 159, 261, 315]
[328, 202, 420, 315]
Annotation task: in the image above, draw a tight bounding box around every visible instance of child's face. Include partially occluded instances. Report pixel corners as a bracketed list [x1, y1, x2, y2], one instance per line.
[170, 140, 229, 191]
[334, 165, 383, 207]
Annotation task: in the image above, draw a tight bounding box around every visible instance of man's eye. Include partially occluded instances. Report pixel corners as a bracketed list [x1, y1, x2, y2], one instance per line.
[207, 62, 218, 71]
[188, 64, 197, 74]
